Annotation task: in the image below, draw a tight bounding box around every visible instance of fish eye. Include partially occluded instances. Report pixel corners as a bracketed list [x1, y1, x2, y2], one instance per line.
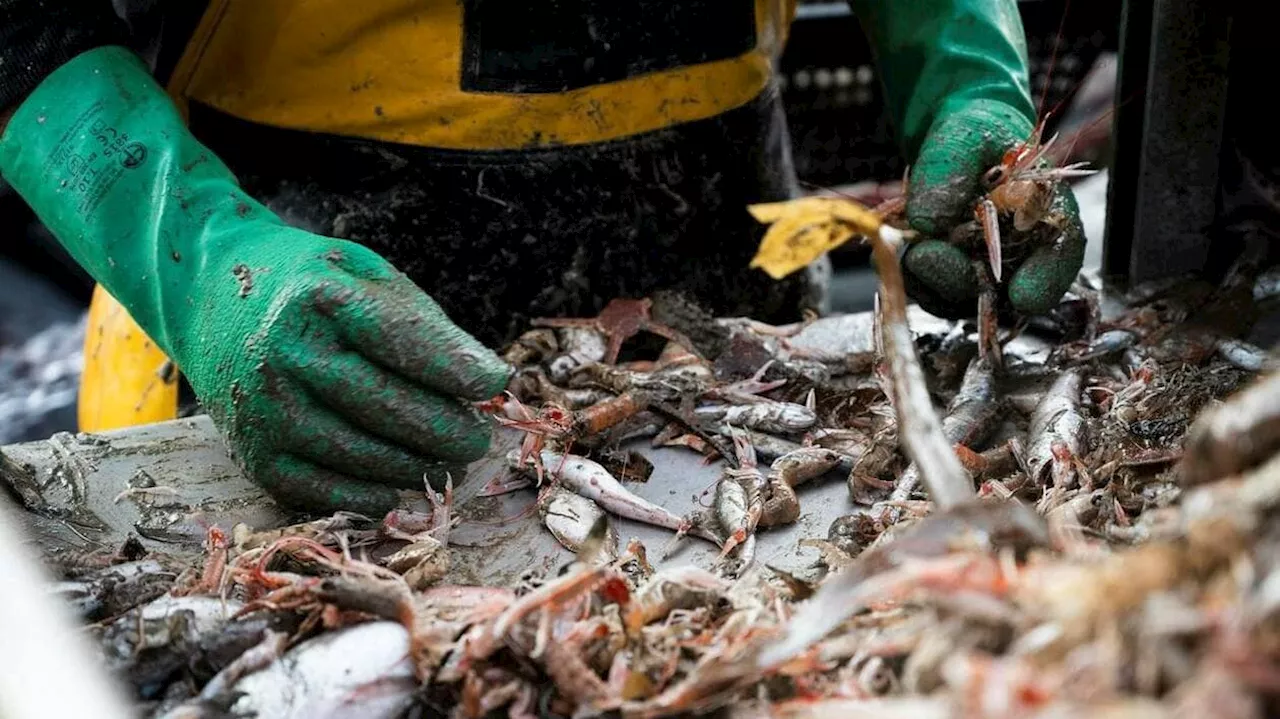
[983, 166, 1006, 188]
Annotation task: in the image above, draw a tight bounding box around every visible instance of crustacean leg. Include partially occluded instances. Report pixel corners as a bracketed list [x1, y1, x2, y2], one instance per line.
[975, 198, 1002, 283]
[532, 298, 700, 365]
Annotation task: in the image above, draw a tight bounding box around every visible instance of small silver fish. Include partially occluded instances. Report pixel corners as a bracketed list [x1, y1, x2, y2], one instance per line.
[888, 356, 1004, 507]
[714, 476, 750, 561]
[696, 401, 817, 433]
[538, 485, 618, 558]
[548, 327, 608, 384]
[228, 622, 417, 719]
[1026, 369, 1087, 487]
[509, 450, 719, 546]
[1216, 338, 1275, 373]
[771, 447, 844, 488]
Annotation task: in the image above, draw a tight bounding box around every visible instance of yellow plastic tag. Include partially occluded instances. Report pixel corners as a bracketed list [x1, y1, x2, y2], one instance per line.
[747, 196, 889, 280]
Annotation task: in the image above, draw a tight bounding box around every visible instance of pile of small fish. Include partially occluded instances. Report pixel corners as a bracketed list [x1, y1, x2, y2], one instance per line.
[45, 247, 1280, 717]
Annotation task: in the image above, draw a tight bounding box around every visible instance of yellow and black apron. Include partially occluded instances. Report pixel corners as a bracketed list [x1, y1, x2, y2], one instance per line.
[84, 0, 828, 429]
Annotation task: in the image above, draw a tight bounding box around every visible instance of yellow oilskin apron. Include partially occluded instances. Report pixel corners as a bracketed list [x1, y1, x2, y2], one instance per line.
[169, 0, 793, 149]
[81, 0, 801, 432]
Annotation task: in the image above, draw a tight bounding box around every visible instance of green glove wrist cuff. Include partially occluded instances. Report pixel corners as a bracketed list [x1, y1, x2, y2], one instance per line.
[850, 0, 1037, 160]
[0, 45, 284, 362]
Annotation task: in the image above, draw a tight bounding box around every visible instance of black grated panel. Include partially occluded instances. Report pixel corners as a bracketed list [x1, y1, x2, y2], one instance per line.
[780, 0, 1121, 190]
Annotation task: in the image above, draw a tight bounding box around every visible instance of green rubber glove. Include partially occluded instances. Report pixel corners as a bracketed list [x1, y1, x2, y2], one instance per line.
[0, 47, 512, 516]
[851, 0, 1086, 318]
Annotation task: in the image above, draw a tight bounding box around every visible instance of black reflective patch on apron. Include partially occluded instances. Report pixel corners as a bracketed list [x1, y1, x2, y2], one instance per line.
[459, 0, 757, 93]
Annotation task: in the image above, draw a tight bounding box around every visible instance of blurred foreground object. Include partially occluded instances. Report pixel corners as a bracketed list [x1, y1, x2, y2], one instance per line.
[0, 499, 134, 718]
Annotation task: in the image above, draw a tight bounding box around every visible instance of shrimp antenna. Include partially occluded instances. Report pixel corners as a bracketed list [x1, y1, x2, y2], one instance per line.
[1037, 0, 1073, 120]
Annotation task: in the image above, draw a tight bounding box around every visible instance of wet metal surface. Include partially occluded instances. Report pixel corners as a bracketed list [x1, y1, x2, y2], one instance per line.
[0, 418, 284, 559]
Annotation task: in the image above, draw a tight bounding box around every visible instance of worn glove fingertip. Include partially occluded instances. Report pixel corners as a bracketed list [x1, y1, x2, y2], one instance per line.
[1009, 187, 1086, 316]
[397, 284, 514, 400]
[906, 175, 973, 236]
[1007, 244, 1085, 317]
[459, 350, 515, 401]
[902, 240, 980, 320]
[1007, 276, 1064, 316]
[904, 270, 975, 320]
[321, 482, 401, 517]
[458, 424, 496, 463]
[903, 240, 979, 301]
[416, 401, 496, 462]
[260, 457, 402, 516]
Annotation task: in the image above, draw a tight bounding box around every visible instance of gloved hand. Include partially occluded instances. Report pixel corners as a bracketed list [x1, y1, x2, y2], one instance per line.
[904, 101, 1087, 318]
[0, 47, 511, 516]
[852, 0, 1086, 318]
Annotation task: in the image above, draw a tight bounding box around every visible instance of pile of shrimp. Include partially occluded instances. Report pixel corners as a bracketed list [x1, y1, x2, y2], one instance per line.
[478, 252, 1269, 571]
[77, 417, 1280, 719]
[55, 244, 1280, 717]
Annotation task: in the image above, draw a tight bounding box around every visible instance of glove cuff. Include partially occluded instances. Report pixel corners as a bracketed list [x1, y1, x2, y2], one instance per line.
[852, 0, 1037, 160]
[0, 45, 283, 360]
